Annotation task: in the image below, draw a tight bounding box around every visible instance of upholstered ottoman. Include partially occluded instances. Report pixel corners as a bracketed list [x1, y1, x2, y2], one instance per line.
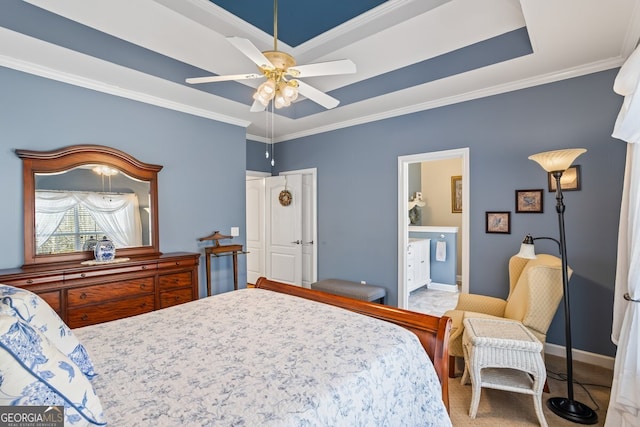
[311, 279, 386, 304]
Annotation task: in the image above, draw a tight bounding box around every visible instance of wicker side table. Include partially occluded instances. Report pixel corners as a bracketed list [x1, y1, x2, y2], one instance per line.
[462, 317, 547, 427]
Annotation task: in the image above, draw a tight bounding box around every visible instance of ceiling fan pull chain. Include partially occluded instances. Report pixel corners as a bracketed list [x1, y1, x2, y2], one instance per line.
[265, 102, 270, 159]
[270, 100, 275, 166]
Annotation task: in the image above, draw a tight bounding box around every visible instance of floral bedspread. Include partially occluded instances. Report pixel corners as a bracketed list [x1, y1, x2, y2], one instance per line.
[74, 288, 451, 426]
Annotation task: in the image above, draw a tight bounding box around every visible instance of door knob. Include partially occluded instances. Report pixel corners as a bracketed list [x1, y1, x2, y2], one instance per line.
[291, 240, 301, 244]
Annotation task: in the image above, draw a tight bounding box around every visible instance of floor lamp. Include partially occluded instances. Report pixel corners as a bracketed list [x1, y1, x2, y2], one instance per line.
[517, 148, 598, 425]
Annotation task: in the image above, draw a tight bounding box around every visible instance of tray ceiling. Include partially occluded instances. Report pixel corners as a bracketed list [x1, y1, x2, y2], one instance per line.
[1, 0, 638, 142]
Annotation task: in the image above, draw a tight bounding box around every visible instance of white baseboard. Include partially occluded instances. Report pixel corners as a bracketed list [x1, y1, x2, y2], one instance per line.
[428, 282, 459, 292]
[545, 343, 614, 370]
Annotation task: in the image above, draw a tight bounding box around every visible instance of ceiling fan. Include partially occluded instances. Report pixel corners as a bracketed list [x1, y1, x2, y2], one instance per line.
[185, 0, 356, 112]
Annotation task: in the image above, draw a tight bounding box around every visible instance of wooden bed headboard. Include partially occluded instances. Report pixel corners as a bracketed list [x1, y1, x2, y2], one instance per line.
[254, 277, 451, 411]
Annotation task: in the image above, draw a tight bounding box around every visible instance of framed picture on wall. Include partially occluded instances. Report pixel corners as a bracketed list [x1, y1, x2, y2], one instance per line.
[548, 165, 581, 191]
[486, 211, 511, 234]
[451, 175, 462, 213]
[515, 189, 544, 213]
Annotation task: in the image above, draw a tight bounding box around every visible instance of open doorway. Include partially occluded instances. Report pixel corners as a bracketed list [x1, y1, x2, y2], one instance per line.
[397, 148, 469, 310]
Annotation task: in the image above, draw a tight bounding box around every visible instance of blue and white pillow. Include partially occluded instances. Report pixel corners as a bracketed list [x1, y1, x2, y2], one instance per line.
[0, 314, 106, 426]
[0, 285, 96, 379]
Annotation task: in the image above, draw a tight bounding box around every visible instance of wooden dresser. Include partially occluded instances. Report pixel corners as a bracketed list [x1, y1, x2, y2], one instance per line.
[0, 252, 200, 328]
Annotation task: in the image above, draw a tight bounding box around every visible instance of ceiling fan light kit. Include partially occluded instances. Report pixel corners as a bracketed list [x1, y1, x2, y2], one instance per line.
[252, 51, 300, 109]
[186, 0, 355, 112]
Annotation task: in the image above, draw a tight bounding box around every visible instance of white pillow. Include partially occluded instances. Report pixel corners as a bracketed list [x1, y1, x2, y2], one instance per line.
[0, 314, 106, 426]
[0, 284, 96, 379]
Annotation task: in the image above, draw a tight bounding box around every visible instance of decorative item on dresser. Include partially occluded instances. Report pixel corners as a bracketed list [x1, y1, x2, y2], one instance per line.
[8, 144, 201, 327]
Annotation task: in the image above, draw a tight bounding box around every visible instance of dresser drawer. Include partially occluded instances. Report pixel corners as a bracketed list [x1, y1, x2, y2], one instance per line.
[38, 290, 62, 314]
[159, 272, 192, 291]
[67, 277, 154, 307]
[158, 257, 197, 271]
[67, 294, 154, 328]
[65, 263, 156, 281]
[160, 288, 193, 309]
[2, 274, 64, 288]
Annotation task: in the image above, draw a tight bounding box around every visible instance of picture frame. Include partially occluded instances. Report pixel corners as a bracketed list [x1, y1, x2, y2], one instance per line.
[548, 165, 581, 192]
[451, 175, 462, 213]
[515, 189, 544, 213]
[486, 211, 511, 234]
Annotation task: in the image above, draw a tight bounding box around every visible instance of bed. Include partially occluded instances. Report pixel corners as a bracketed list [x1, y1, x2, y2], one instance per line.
[1, 277, 451, 426]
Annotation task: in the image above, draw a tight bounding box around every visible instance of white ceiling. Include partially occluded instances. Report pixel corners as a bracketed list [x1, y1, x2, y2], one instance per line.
[2, 0, 639, 142]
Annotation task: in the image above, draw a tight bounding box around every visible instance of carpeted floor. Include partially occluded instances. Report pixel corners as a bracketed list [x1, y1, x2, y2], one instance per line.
[447, 354, 613, 426]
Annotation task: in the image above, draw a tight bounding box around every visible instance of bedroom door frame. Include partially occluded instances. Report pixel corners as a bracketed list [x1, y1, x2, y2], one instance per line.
[245, 169, 317, 287]
[280, 168, 318, 287]
[397, 148, 470, 309]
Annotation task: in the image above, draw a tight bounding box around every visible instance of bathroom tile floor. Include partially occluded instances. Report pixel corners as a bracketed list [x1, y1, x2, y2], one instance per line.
[408, 286, 459, 317]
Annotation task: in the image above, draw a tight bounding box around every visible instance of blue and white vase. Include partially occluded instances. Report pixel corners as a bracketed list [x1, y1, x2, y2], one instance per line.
[94, 236, 115, 262]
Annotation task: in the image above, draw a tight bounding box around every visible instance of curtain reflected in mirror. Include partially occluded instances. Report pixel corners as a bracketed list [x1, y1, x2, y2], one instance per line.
[35, 165, 151, 255]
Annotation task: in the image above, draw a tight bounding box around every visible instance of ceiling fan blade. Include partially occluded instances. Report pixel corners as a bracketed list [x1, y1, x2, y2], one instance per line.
[186, 73, 263, 84]
[250, 100, 267, 113]
[296, 80, 340, 109]
[227, 36, 274, 69]
[288, 59, 356, 78]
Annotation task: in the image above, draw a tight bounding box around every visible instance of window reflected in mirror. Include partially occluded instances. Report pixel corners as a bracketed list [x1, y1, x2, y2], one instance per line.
[35, 164, 152, 255]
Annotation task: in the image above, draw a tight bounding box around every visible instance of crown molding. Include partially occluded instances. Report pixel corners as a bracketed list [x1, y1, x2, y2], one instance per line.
[0, 28, 251, 128]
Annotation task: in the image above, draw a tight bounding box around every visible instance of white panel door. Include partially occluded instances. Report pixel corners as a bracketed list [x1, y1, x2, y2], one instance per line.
[265, 174, 302, 285]
[300, 173, 316, 288]
[245, 178, 265, 284]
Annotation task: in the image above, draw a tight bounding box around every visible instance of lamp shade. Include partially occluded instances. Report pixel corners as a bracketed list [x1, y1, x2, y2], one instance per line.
[516, 234, 537, 259]
[516, 243, 537, 259]
[528, 148, 586, 172]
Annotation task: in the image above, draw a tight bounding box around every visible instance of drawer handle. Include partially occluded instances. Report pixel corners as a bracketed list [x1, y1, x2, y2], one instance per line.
[141, 265, 147, 270]
[139, 302, 147, 309]
[26, 279, 33, 284]
[173, 278, 179, 283]
[139, 283, 146, 290]
[80, 273, 86, 278]
[175, 261, 181, 266]
[80, 293, 87, 300]
[81, 314, 89, 321]
[174, 296, 181, 301]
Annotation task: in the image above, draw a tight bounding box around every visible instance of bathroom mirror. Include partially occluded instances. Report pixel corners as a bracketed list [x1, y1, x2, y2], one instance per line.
[17, 145, 162, 266]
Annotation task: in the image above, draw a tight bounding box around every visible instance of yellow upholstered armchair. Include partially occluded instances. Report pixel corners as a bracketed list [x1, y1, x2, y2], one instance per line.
[443, 253, 568, 377]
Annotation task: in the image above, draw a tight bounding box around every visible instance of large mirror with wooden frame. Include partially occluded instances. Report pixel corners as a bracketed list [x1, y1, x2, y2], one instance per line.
[17, 145, 162, 266]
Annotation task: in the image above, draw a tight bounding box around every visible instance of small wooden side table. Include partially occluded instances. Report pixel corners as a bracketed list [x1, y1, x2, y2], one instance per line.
[199, 231, 246, 296]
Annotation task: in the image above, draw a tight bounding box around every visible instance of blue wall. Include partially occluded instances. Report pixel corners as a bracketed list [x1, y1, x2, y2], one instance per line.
[271, 69, 625, 357]
[246, 140, 273, 173]
[0, 26, 625, 358]
[0, 67, 248, 297]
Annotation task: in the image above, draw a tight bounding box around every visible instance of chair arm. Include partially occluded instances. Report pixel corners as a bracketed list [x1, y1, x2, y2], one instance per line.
[462, 311, 505, 321]
[454, 293, 507, 317]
